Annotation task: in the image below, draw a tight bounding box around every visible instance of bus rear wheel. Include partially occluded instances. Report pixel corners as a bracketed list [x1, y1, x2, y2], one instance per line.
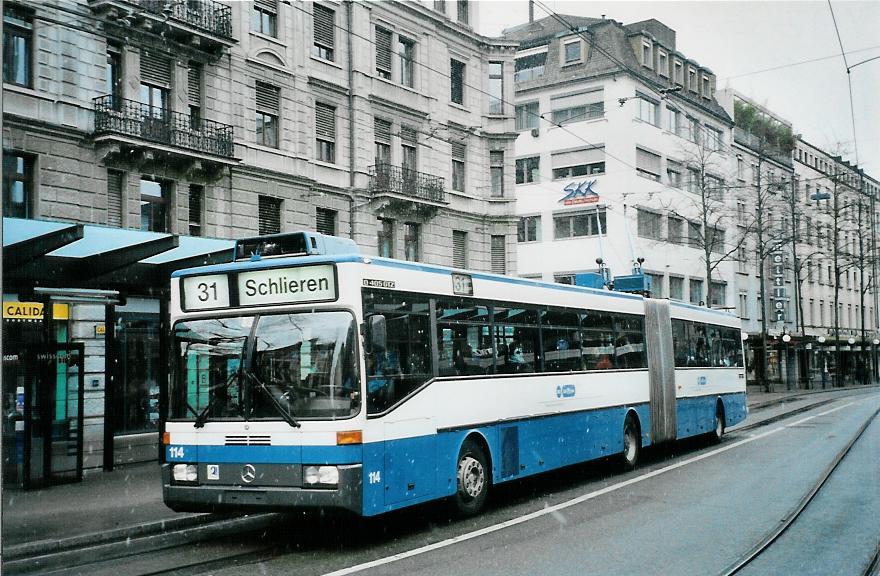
[454, 439, 489, 517]
[620, 414, 641, 471]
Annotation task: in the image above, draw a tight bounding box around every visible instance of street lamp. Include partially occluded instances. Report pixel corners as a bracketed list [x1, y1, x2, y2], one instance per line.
[873, 338, 880, 384]
[817, 335, 827, 389]
[848, 337, 857, 385]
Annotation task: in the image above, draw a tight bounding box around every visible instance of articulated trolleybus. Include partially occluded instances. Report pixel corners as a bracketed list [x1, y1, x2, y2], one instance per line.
[163, 231, 747, 516]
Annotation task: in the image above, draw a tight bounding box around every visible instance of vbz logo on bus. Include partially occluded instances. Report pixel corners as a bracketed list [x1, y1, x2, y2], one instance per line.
[556, 384, 576, 399]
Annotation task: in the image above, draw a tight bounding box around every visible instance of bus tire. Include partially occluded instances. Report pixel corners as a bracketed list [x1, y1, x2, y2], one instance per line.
[620, 414, 641, 471]
[454, 438, 489, 517]
[710, 402, 725, 444]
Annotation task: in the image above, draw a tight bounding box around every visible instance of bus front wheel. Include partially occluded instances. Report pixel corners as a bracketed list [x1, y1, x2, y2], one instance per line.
[454, 439, 489, 516]
[620, 414, 641, 471]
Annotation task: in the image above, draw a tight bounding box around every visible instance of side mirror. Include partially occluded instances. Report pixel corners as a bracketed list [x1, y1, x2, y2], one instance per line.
[365, 315, 387, 354]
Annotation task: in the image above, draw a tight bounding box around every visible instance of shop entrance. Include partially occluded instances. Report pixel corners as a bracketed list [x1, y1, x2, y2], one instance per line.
[3, 343, 84, 488]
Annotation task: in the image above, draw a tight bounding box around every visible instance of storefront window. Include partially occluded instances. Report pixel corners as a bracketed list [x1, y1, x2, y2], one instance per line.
[115, 311, 160, 435]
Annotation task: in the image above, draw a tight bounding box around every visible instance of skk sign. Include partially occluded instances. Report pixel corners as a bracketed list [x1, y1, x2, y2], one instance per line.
[560, 180, 599, 205]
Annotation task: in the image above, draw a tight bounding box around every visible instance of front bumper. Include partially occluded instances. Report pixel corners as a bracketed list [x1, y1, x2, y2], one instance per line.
[162, 463, 363, 514]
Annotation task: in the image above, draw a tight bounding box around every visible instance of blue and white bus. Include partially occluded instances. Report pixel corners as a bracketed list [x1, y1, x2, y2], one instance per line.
[162, 231, 747, 516]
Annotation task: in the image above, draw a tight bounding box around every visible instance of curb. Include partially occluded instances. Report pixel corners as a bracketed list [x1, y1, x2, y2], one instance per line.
[747, 384, 879, 411]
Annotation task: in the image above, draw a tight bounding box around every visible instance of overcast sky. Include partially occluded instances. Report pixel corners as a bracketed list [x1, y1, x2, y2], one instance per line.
[478, 0, 880, 177]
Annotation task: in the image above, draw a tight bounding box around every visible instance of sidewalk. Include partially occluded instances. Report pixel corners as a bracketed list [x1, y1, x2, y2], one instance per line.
[1, 385, 873, 556]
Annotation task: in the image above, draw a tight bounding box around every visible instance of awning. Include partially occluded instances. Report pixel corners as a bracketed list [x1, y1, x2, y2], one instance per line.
[3, 218, 235, 294]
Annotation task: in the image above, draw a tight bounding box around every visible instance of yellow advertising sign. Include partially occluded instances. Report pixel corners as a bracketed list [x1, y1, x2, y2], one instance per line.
[2, 302, 70, 322]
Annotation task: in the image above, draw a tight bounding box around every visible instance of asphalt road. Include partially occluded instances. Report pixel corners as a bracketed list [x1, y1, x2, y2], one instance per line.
[50, 389, 879, 576]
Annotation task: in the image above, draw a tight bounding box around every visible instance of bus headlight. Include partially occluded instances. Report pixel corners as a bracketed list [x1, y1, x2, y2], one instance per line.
[303, 465, 338, 487]
[172, 463, 198, 483]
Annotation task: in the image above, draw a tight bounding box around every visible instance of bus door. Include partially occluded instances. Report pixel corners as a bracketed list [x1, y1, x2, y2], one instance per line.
[645, 299, 676, 443]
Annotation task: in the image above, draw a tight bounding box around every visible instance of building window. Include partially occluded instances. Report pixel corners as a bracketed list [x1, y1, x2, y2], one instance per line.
[451, 142, 466, 192]
[705, 125, 723, 150]
[554, 209, 607, 239]
[737, 157, 745, 181]
[490, 150, 504, 197]
[667, 161, 683, 188]
[187, 62, 202, 128]
[258, 195, 282, 235]
[107, 169, 124, 227]
[551, 89, 604, 124]
[450, 58, 465, 104]
[256, 81, 280, 148]
[688, 67, 697, 92]
[667, 215, 683, 244]
[3, 152, 33, 218]
[452, 230, 467, 268]
[315, 102, 336, 163]
[635, 147, 661, 181]
[516, 156, 540, 184]
[398, 36, 415, 88]
[140, 178, 169, 233]
[707, 175, 725, 200]
[457, 0, 469, 24]
[517, 215, 541, 242]
[641, 41, 652, 68]
[515, 102, 540, 131]
[376, 27, 393, 79]
[689, 279, 703, 305]
[710, 282, 726, 307]
[563, 40, 581, 64]
[647, 273, 664, 297]
[637, 209, 663, 239]
[401, 125, 418, 172]
[404, 223, 420, 261]
[658, 50, 668, 77]
[434, 1, 446, 14]
[378, 218, 395, 258]
[252, 0, 278, 37]
[488, 61, 503, 114]
[637, 95, 659, 127]
[669, 276, 684, 300]
[739, 293, 749, 319]
[551, 147, 604, 179]
[106, 46, 122, 109]
[312, 4, 335, 61]
[374, 117, 392, 165]
[688, 168, 701, 195]
[667, 107, 680, 135]
[3, 5, 32, 87]
[115, 308, 161, 435]
[674, 60, 683, 84]
[707, 226, 726, 253]
[316, 207, 337, 236]
[702, 74, 711, 98]
[514, 50, 547, 82]
[491, 235, 506, 274]
[188, 185, 203, 236]
[688, 221, 702, 248]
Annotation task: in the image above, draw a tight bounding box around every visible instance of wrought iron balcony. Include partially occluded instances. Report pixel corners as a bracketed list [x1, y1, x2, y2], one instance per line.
[94, 96, 234, 158]
[137, 0, 232, 39]
[369, 163, 445, 204]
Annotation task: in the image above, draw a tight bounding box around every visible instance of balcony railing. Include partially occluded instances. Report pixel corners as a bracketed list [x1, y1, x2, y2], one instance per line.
[137, 0, 232, 39]
[94, 96, 234, 158]
[734, 127, 793, 167]
[369, 163, 445, 204]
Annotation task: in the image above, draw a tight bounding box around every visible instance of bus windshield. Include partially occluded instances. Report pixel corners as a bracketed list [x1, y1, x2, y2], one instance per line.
[170, 311, 360, 423]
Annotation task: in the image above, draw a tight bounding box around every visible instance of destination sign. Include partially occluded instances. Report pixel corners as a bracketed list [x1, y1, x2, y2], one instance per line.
[238, 264, 336, 306]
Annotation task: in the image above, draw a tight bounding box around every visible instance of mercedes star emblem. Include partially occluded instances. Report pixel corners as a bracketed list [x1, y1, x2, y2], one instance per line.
[241, 463, 256, 484]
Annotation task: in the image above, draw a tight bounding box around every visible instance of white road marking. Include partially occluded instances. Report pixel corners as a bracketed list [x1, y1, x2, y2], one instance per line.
[322, 397, 874, 576]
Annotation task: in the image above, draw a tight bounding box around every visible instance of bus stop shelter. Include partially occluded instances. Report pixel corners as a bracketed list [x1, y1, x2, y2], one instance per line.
[2, 217, 234, 488]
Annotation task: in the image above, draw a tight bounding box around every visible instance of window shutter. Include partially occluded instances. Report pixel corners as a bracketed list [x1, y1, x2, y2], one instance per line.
[491, 235, 506, 274]
[551, 147, 603, 168]
[400, 125, 417, 146]
[316, 207, 336, 236]
[453, 230, 467, 268]
[107, 170, 123, 227]
[316, 103, 336, 140]
[451, 142, 466, 160]
[636, 147, 661, 174]
[258, 196, 281, 235]
[189, 185, 203, 236]
[140, 50, 171, 87]
[374, 117, 392, 143]
[313, 5, 334, 48]
[256, 82, 280, 114]
[255, 0, 277, 10]
[187, 64, 201, 106]
[376, 27, 392, 74]
[551, 89, 603, 110]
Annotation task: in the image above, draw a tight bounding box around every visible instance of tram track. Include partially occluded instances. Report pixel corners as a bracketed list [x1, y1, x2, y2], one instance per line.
[719, 405, 880, 576]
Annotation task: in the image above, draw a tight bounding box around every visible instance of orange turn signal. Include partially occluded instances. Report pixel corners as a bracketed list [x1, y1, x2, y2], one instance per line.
[336, 430, 363, 445]
[162, 431, 171, 445]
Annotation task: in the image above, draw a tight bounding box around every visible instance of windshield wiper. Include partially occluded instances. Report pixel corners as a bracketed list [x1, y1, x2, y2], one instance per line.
[194, 372, 239, 428]
[244, 371, 301, 428]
